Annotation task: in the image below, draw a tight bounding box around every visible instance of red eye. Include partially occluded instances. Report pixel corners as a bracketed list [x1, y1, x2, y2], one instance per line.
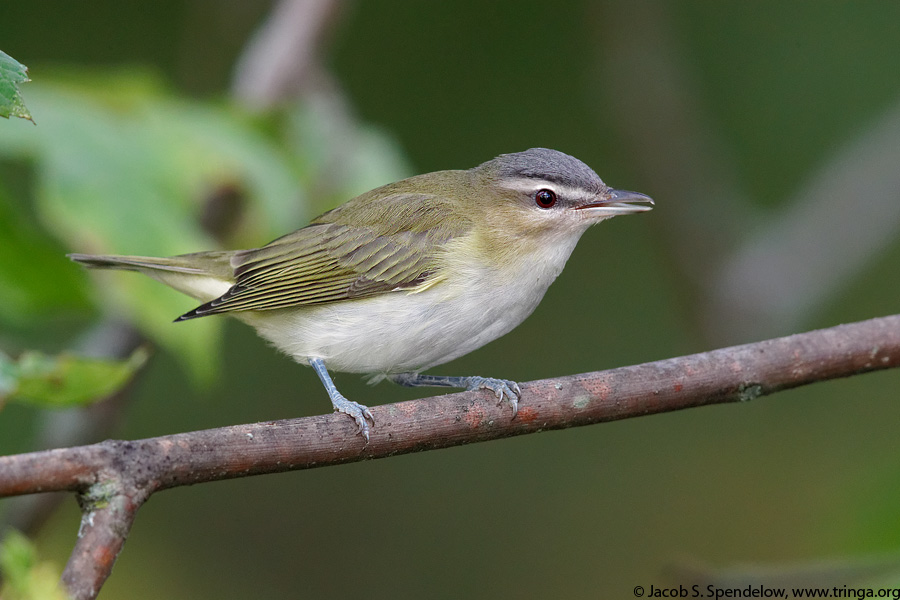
[535, 189, 557, 208]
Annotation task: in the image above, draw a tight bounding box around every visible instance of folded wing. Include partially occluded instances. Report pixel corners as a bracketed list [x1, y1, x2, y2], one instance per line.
[178, 193, 466, 319]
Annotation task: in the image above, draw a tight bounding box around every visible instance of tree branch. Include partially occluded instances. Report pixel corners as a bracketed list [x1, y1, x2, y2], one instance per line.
[0, 320, 145, 545]
[60, 481, 145, 600]
[1, 315, 898, 598]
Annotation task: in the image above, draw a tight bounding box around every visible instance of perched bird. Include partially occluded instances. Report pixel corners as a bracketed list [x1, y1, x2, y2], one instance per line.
[69, 148, 653, 440]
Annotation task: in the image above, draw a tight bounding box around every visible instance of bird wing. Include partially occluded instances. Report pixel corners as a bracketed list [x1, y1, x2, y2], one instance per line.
[178, 193, 467, 319]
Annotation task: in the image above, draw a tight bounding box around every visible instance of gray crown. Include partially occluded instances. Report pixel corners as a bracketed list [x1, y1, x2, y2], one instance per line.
[481, 148, 605, 193]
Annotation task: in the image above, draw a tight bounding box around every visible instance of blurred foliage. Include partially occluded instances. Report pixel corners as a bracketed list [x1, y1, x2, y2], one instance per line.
[0, 530, 66, 600]
[0, 51, 33, 122]
[0, 72, 298, 381]
[0, 71, 408, 382]
[0, 182, 91, 332]
[0, 2, 899, 600]
[0, 347, 147, 410]
[671, 557, 900, 594]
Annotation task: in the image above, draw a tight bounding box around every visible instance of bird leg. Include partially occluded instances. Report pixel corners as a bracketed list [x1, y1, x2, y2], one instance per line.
[389, 373, 521, 416]
[309, 357, 375, 440]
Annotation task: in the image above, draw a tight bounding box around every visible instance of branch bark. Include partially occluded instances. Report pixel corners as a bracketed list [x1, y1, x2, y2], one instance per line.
[1, 314, 898, 599]
[0, 320, 144, 548]
[60, 480, 144, 600]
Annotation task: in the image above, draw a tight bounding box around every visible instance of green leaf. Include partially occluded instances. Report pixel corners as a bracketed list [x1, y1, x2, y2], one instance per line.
[0, 71, 305, 381]
[0, 71, 413, 384]
[0, 530, 67, 600]
[0, 347, 147, 409]
[0, 183, 91, 329]
[0, 51, 34, 123]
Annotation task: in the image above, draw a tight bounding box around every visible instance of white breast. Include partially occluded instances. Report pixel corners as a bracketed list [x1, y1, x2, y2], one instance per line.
[237, 231, 583, 375]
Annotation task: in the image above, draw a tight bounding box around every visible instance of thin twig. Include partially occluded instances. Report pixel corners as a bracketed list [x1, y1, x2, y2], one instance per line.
[594, 1, 754, 297]
[0, 315, 898, 598]
[231, 0, 343, 110]
[711, 99, 900, 341]
[593, 1, 900, 345]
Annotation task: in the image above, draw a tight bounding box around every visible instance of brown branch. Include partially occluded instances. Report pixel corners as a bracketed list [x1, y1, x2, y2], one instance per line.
[0, 315, 898, 599]
[60, 481, 145, 600]
[1, 320, 144, 549]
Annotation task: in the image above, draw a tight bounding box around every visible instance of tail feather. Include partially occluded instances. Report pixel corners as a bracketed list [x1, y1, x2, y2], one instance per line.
[68, 251, 237, 308]
[67, 253, 206, 274]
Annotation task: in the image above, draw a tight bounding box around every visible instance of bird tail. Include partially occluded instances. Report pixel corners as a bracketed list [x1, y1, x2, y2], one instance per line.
[68, 253, 209, 273]
[68, 251, 236, 306]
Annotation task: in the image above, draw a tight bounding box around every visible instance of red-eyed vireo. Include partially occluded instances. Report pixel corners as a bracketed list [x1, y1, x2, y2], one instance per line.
[69, 148, 653, 440]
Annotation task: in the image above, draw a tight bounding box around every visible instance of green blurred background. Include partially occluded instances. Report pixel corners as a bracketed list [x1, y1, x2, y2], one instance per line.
[2, 1, 900, 598]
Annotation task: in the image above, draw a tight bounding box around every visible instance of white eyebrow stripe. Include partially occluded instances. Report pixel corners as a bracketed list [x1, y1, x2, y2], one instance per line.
[500, 179, 595, 202]
[498, 179, 598, 201]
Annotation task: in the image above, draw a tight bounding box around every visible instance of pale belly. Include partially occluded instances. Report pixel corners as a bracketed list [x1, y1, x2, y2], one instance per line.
[231, 229, 584, 375]
[237, 275, 549, 375]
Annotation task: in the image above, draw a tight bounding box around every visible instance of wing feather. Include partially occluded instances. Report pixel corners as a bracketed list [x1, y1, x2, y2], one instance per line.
[178, 192, 468, 319]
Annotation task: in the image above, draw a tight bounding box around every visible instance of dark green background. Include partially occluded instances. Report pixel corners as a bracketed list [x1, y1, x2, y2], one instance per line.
[3, 1, 900, 598]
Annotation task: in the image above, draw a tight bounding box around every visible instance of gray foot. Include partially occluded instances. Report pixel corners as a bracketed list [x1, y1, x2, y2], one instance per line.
[390, 372, 522, 416]
[309, 356, 376, 441]
[464, 376, 521, 416]
[329, 393, 375, 441]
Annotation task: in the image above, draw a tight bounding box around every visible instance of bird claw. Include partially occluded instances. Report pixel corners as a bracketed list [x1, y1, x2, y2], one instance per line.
[466, 376, 521, 416]
[330, 394, 376, 441]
